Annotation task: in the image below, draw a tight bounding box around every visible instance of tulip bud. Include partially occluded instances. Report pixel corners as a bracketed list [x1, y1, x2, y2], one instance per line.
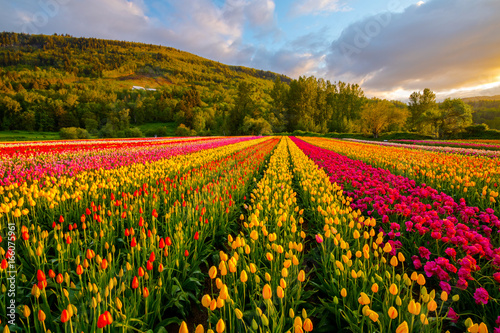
[38, 310, 46, 322]
[23, 305, 31, 318]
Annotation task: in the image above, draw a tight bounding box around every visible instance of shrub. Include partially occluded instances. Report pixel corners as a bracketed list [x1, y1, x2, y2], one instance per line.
[125, 127, 144, 138]
[60, 127, 90, 139]
[175, 124, 193, 136]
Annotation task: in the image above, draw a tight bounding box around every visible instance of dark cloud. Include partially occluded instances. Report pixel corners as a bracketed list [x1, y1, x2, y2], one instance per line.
[327, 0, 500, 94]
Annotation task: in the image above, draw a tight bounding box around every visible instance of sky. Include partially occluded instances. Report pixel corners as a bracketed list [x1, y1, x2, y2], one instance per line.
[1, 0, 500, 101]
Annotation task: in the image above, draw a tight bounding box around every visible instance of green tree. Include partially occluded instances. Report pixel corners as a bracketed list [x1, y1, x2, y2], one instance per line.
[407, 88, 437, 133]
[360, 98, 408, 138]
[437, 98, 473, 138]
[270, 77, 288, 132]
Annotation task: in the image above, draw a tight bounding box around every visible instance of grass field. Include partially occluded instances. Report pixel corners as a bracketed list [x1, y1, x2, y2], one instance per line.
[138, 122, 178, 136]
[0, 130, 61, 142]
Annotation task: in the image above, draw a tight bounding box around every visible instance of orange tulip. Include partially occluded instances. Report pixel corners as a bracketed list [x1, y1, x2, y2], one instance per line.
[61, 309, 70, 323]
[263, 284, 272, 299]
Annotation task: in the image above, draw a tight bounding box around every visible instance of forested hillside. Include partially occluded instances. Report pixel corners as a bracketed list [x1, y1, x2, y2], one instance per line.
[0, 32, 291, 137]
[0, 32, 372, 137]
[465, 99, 500, 130]
[1, 32, 490, 139]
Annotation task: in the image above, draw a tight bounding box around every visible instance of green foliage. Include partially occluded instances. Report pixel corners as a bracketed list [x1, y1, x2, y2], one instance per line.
[0, 32, 285, 136]
[241, 116, 272, 135]
[408, 88, 437, 133]
[125, 127, 144, 138]
[0, 130, 59, 141]
[175, 124, 195, 136]
[466, 99, 500, 130]
[59, 127, 90, 139]
[359, 98, 408, 138]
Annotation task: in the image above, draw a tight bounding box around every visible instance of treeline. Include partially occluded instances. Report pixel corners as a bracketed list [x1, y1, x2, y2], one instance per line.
[0, 32, 493, 139]
[466, 100, 500, 130]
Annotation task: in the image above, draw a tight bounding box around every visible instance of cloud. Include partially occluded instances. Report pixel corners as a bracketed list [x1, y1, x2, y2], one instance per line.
[326, 0, 500, 97]
[0, 0, 151, 41]
[289, 0, 351, 17]
[251, 47, 325, 77]
[0, 0, 280, 66]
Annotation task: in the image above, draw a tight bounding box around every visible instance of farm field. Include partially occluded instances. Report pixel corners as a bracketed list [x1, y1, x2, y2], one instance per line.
[389, 139, 500, 151]
[346, 138, 500, 157]
[0, 136, 499, 333]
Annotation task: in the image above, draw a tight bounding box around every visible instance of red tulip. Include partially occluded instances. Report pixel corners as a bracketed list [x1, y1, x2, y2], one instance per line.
[61, 309, 69, 323]
[132, 276, 139, 289]
[37, 270, 46, 281]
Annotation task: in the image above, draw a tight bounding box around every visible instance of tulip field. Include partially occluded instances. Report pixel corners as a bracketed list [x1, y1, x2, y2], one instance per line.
[0, 136, 499, 333]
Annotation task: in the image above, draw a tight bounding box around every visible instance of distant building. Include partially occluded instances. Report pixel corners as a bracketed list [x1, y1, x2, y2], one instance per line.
[132, 86, 156, 91]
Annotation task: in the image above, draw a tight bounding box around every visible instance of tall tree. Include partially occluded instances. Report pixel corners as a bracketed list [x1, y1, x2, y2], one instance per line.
[360, 98, 408, 138]
[437, 98, 473, 138]
[407, 88, 437, 133]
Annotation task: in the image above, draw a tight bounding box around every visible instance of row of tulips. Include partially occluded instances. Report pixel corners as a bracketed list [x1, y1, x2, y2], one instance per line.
[0, 137, 215, 158]
[389, 140, 500, 151]
[346, 139, 500, 158]
[0, 136, 254, 186]
[0, 137, 279, 331]
[191, 137, 312, 333]
[293, 136, 500, 331]
[300, 137, 500, 212]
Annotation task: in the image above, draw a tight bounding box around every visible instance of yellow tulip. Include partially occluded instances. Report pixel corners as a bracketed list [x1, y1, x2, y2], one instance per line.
[383, 242, 392, 253]
[277, 286, 285, 299]
[219, 285, 229, 300]
[358, 292, 370, 305]
[427, 300, 437, 312]
[408, 299, 417, 315]
[201, 294, 212, 308]
[235, 308, 243, 320]
[179, 321, 189, 333]
[368, 311, 379, 322]
[216, 319, 225, 333]
[389, 284, 398, 296]
[390, 256, 398, 267]
[240, 270, 248, 283]
[396, 321, 408, 333]
[303, 318, 313, 332]
[478, 322, 488, 333]
[209, 266, 217, 279]
[388, 306, 398, 319]
[263, 284, 272, 299]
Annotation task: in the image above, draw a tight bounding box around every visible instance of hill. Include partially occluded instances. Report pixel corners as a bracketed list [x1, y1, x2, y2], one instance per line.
[462, 95, 500, 102]
[0, 32, 290, 137]
[461, 96, 500, 130]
